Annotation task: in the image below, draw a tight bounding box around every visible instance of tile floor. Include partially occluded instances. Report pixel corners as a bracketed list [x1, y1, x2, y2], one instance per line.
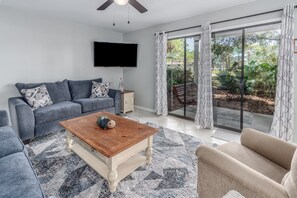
[127, 108, 241, 145]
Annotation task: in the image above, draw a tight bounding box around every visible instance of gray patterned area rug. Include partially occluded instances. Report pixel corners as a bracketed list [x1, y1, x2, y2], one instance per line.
[27, 123, 214, 198]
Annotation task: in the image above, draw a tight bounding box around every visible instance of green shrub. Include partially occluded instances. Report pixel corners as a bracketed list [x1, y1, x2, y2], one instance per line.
[217, 70, 240, 93]
[244, 61, 277, 97]
[167, 67, 194, 89]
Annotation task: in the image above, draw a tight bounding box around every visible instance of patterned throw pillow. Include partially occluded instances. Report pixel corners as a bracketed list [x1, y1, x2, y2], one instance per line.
[21, 85, 53, 110]
[90, 81, 110, 98]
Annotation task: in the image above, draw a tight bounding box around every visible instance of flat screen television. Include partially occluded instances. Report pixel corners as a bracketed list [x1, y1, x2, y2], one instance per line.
[94, 42, 138, 67]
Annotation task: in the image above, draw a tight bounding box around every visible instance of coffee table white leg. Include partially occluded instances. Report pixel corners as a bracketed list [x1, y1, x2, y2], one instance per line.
[107, 157, 118, 192]
[66, 132, 73, 152]
[146, 136, 153, 165]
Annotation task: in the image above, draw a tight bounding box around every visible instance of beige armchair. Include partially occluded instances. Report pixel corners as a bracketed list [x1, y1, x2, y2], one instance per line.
[196, 128, 297, 198]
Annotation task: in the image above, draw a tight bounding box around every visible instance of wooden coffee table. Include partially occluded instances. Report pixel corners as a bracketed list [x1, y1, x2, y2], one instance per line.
[60, 112, 158, 192]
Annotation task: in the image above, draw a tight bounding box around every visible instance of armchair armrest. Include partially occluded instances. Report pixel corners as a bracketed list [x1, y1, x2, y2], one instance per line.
[108, 89, 121, 115]
[0, 110, 9, 127]
[196, 145, 289, 198]
[8, 97, 35, 140]
[241, 128, 297, 170]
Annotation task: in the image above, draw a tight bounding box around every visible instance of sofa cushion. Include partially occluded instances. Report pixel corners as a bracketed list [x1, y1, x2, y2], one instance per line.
[217, 142, 288, 184]
[34, 101, 81, 125]
[68, 78, 102, 100]
[73, 98, 114, 113]
[282, 150, 297, 198]
[0, 152, 44, 198]
[0, 126, 24, 158]
[16, 79, 71, 104]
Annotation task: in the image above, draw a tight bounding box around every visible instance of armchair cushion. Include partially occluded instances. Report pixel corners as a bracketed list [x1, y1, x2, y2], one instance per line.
[34, 101, 81, 125]
[218, 142, 288, 183]
[73, 98, 114, 113]
[282, 150, 297, 198]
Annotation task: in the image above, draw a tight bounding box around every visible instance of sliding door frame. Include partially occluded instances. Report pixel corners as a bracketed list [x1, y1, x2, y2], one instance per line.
[212, 21, 280, 132]
[167, 34, 200, 120]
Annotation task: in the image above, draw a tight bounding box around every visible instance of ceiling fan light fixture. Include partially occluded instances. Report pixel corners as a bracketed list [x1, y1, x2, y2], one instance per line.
[114, 0, 129, 6]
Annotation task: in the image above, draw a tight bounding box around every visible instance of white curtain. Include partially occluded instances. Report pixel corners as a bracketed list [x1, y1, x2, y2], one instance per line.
[195, 23, 214, 129]
[270, 4, 295, 141]
[155, 32, 168, 116]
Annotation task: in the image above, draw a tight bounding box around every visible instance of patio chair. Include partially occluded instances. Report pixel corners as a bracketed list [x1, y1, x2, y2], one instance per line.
[173, 82, 197, 104]
[196, 128, 297, 198]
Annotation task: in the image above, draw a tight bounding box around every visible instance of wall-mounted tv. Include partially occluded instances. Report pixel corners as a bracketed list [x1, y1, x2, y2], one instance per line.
[94, 42, 138, 67]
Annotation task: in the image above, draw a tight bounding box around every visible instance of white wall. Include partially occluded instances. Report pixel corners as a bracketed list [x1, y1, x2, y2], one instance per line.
[0, 7, 123, 112]
[123, 0, 297, 142]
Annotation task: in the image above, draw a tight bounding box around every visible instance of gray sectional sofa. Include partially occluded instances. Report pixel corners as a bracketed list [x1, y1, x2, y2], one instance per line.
[0, 110, 44, 197]
[9, 78, 121, 141]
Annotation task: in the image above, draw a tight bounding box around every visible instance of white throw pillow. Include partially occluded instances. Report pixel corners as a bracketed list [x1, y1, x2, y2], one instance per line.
[21, 85, 53, 110]
[90, 81, 110, 98]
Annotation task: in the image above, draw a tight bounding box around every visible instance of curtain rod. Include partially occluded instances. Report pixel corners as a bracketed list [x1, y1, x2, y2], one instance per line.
[155, 5, 296, 35]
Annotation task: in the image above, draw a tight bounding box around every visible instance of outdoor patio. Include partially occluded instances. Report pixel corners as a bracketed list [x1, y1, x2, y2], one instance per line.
[170, 105, 273, 132]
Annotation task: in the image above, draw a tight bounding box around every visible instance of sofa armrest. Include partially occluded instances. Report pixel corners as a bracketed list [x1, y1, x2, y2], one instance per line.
[241, 128, 297, 170]
[0, 110, 9, 127]
[108, 89, 121, 115]
[8, 97, 35, 141]
[196, 145, 289, 198]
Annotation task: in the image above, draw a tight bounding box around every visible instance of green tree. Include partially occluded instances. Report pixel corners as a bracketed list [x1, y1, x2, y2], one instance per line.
[167, 39, 184, 65]
[212, 28, 280, 98]
[167, 38, 195, 65]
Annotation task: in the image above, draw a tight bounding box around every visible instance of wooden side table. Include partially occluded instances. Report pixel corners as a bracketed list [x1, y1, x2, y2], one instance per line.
[121, 90, 134, 114]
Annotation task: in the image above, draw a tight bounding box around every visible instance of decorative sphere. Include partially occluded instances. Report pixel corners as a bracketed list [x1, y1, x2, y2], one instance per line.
[97, 115, 110, 129]
[107, 120, 116, 129]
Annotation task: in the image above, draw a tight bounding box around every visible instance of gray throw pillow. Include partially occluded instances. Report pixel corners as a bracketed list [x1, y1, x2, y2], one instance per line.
[21, 85, 53, 110]
[90, 81, 110, 98]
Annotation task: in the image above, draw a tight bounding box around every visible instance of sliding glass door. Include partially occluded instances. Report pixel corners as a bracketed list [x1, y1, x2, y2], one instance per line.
[167, 36, 199, 119]
[212, 23, 281, 132]
[212, 29, 243, 130]
[243, 25, 280, 132]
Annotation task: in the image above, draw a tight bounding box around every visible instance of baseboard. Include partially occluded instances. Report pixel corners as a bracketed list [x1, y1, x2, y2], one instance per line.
[134, 105, 154, 113]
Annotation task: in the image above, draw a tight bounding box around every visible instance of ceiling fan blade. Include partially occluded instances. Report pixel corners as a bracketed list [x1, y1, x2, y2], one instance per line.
[129, 0, 148, 13]
[97, 0, 114, 10]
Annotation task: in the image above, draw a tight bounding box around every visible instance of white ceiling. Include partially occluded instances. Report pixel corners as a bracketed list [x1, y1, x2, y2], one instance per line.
[1, 0, 256, 33]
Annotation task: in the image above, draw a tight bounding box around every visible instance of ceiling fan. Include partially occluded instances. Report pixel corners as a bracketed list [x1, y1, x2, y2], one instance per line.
[97, 0, 148, 13]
